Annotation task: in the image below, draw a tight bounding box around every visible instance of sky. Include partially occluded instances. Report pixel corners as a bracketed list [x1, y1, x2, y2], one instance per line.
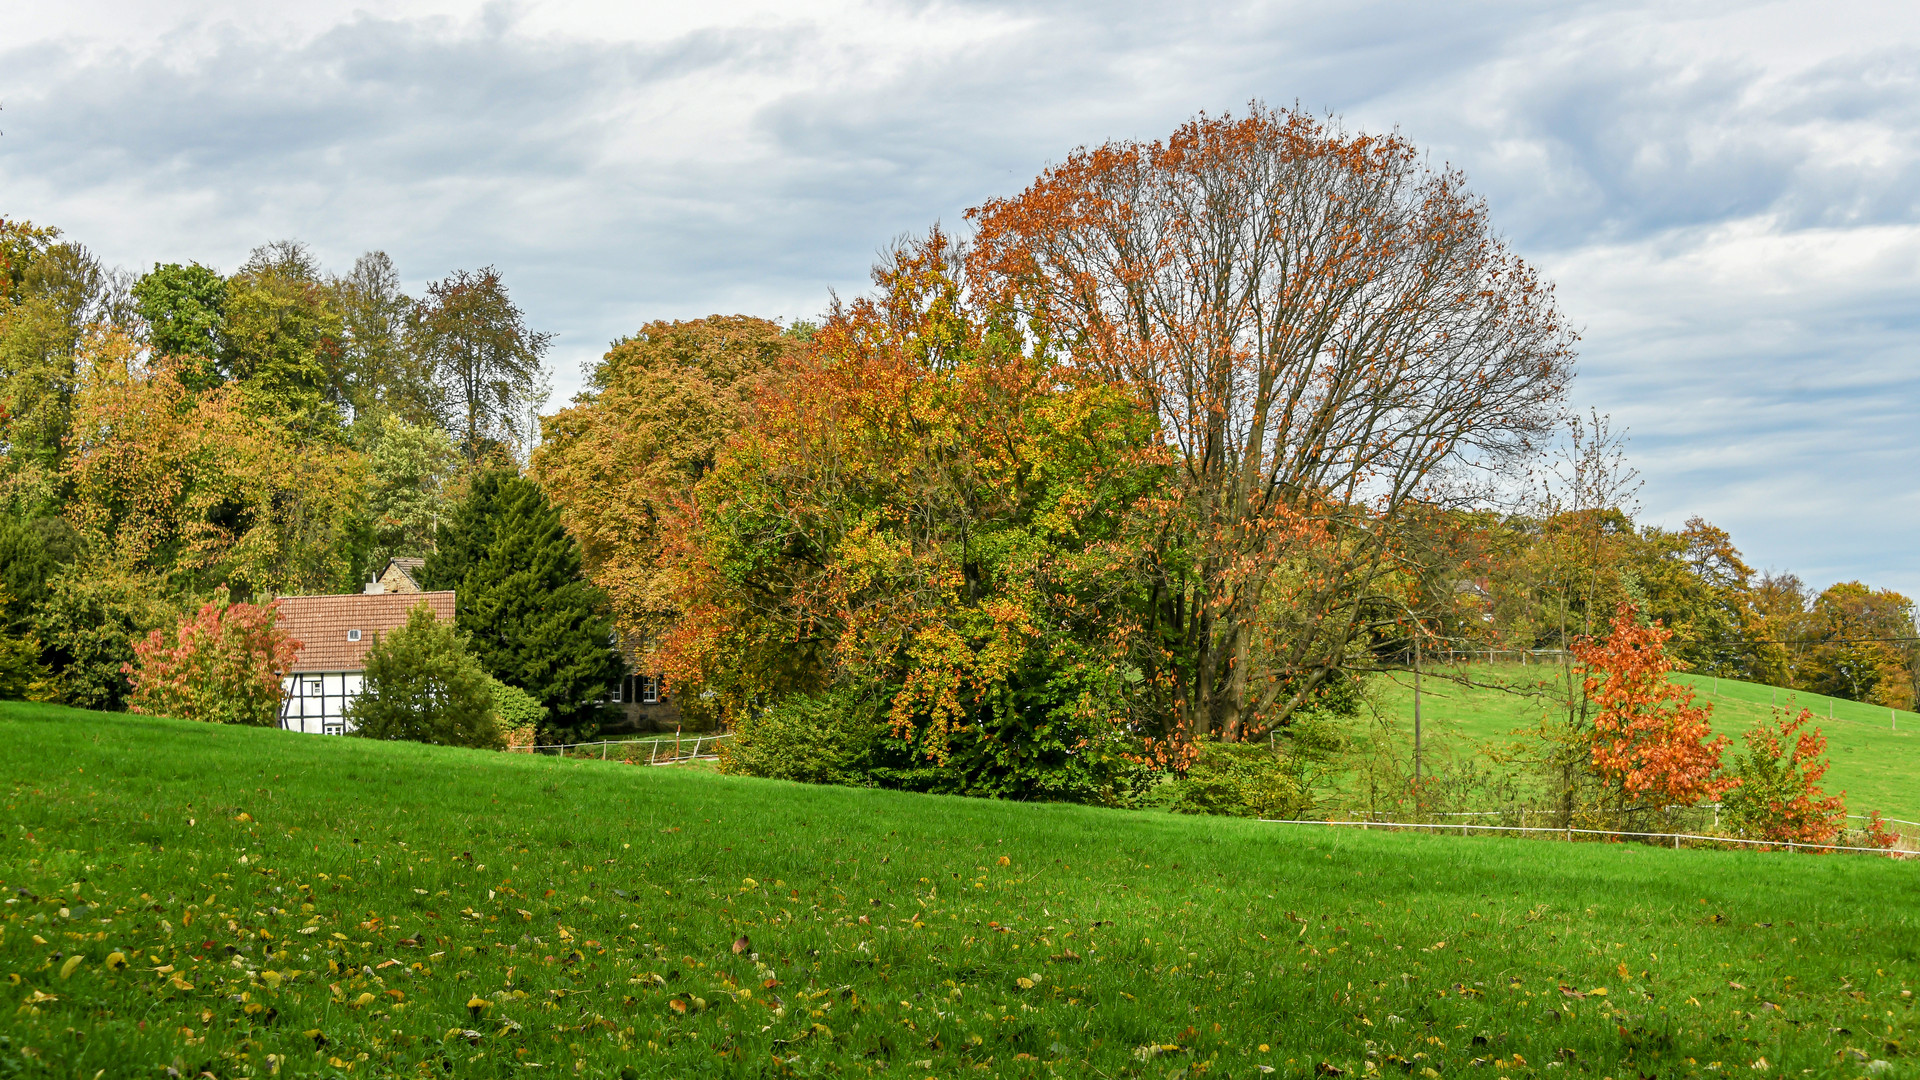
[4, 0, 1918, 599]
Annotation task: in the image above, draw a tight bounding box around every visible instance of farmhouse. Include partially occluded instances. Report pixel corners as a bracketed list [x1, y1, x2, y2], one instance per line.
[276, 558, 455, 734]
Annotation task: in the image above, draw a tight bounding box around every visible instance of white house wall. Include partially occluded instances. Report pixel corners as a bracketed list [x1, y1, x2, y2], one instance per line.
[279, 672, 364, 735]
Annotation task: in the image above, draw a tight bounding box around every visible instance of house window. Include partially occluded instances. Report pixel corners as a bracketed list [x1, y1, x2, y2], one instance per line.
[307, 679, 323, 695]
[642, 676, 660, 704]
[347, 629, 362, 642]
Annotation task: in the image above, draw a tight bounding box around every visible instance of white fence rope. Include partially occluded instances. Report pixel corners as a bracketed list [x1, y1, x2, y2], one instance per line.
[511, 733, 732, 763]
[1257, 817, 1912, 856]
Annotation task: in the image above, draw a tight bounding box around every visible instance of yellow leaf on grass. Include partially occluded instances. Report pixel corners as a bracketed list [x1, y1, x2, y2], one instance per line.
[59, 955, 83, 979]
[106, 952, 128, 972]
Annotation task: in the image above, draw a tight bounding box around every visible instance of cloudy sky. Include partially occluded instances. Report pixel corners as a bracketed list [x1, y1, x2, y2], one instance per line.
[5, 0, 1918, 598]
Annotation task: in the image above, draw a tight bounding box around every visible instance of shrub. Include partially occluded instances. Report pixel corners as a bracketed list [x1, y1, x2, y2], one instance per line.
[488, 676, 548, 750]
[0, 629, 47, 701]
[1720, 706, 1846, 847]
[347, 604, 500, 749]
[1143, 741, 1311, 819]
[123, 587, 297, 725]
[35, 564, 175, 710]
[719, 687, 890, 785]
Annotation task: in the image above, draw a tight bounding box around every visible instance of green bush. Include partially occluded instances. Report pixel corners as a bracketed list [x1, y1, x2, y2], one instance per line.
[719, 687, 890, 785]
[33, 564, 175, 710]
[1145, 741, 1312, 820]
[488, 676, 548, 731]
[347, 604, 500, 749]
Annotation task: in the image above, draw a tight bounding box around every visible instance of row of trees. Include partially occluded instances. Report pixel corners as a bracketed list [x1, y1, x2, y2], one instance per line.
[534, 105, 1913, 807]
[4, 104, 1910, 797]
[0, 219, 618, 735]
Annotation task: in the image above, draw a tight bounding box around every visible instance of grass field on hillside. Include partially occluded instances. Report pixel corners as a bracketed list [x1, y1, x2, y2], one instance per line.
[2, 702, 1917, 1079]
[1368, 665, 1920, 824]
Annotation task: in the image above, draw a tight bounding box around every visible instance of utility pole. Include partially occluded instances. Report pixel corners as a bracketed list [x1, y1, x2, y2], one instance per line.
[1413, 629, 1423, 793]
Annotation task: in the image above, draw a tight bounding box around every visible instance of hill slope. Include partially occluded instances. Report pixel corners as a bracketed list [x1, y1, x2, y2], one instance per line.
[1, 702, 1915, 1077]
[1369, 664, 1920, 823]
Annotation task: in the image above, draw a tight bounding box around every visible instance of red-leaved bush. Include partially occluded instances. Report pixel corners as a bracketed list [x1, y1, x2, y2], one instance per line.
[1721, 705, 1848, 848]
[123, 588, 301, 726]
[1574, 603, 1738, 811]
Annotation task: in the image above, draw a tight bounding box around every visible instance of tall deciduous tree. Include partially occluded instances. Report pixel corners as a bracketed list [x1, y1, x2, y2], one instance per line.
[967, 104, 1575, 744]
[2, 238, 111, 512]
[412, 268, 550, 462]
[421, 471, 619, 739]
[218, 242, 345, 428]
[362, 414, 460, 566]
[533, 315, 803, 659]
[61, 331, 367, 597]
[131, 262, 227, 386]
[332, 251, 436, 426]
[660, 233, 1163, 798]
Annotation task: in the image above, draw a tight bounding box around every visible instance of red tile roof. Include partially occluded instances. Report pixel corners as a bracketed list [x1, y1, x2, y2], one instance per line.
[274, 591, 456, 673]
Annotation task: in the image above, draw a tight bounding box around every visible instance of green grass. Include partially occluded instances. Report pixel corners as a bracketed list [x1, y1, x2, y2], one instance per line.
[3, 702, 1917, 1078]
[1368, 665, 1920, 824]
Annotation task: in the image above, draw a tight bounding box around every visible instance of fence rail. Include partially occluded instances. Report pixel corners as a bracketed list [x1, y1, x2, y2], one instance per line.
[1259, 816, 1913, 857]
[509, 733, 732, 765]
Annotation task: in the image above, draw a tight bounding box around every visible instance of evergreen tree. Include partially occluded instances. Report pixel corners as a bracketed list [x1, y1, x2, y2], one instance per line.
[421, 470, 620, 738]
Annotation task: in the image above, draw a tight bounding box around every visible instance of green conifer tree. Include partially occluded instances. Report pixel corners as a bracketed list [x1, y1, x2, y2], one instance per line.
[422, 470, 620, 739]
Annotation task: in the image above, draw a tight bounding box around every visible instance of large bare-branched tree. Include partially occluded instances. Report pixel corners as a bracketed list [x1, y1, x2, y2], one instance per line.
[968, 104, 1576, 743]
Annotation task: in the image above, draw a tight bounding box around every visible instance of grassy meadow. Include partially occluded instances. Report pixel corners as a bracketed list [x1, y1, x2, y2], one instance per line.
[2, 702, 1918, 1078]
[1367, 664, 1920, 825]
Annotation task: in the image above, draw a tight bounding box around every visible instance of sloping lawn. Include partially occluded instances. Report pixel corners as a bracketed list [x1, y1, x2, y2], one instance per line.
[1369, 665, 1920, 823]
[1, 701, 1915, 1077]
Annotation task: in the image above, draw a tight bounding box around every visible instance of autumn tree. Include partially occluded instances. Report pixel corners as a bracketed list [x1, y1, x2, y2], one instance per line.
[1720, 706, 1847, 847]
[1572, 602, 1736, 812]
[2, 233, 116, 512]
[967, 104, 1575, 746]
[533, 315, 804, 661]
[218, 241, 345, 429]
[60, 332, 367, 597]
[1799, 582, 1914, 710]
[411, 268, 550, 462]
[124, 587, 299, 726]
[666, 233, 1162, 799]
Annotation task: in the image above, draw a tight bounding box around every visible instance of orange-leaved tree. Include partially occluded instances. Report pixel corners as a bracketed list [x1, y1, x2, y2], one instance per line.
[124, 587, 301, 726]
[1572, 602, 1735, 811]
[1720, 706, 1848, 848]
[532, 315, 802, 670]
[660, 231, 1164, 799]
[967, 103, 1575, 747]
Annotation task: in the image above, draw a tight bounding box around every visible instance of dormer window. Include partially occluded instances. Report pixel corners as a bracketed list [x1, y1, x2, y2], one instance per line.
[347, 629, 362, 642]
